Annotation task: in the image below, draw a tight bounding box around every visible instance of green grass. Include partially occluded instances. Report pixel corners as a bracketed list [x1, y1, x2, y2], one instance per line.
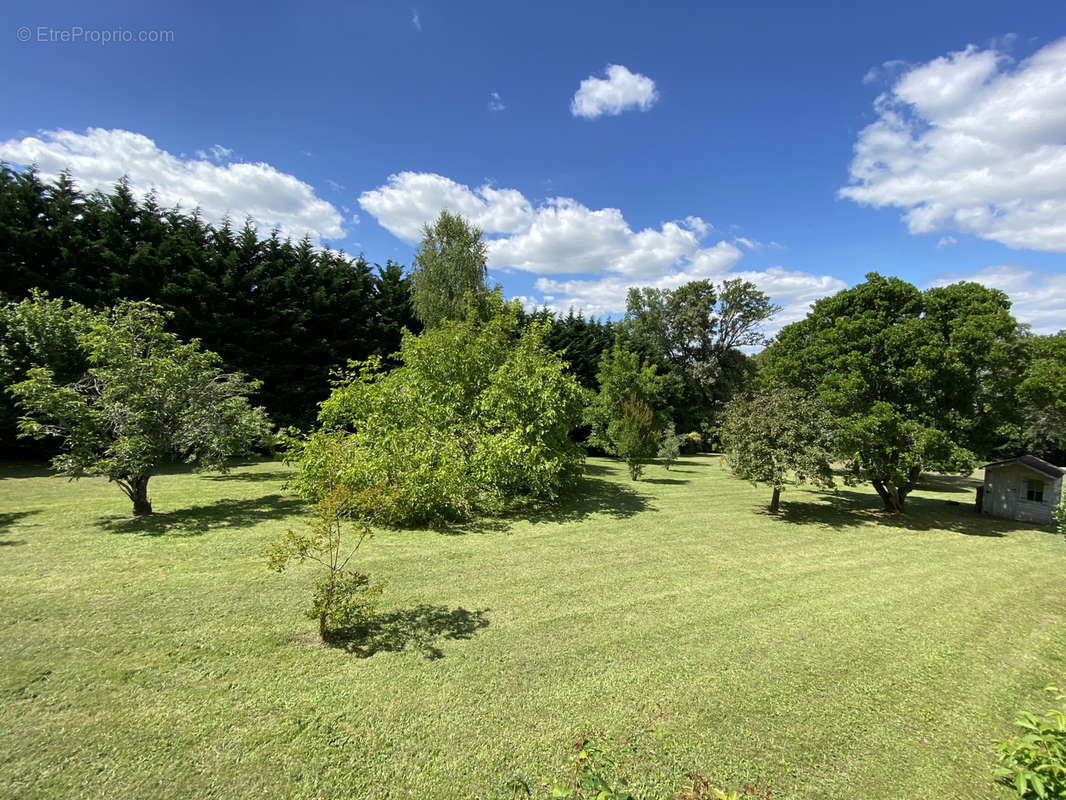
[1, 456, 1063, 799]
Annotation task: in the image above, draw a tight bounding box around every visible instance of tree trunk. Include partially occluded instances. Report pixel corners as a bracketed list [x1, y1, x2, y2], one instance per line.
[769, 487, 781, 514]
[131, 475, 153, 516]
[872, 479, 908, 513]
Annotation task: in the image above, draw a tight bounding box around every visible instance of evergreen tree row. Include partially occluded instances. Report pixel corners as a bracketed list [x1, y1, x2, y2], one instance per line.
[0, 165, 419, 435]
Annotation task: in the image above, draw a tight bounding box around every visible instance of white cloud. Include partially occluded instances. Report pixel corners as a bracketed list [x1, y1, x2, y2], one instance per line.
[411, 9, 421, 31]
[488, 91, 506, 112]
[359, 170, 845, 325]
[570, 64, 659, 119]
[358, 171, 534, 241]
[841, 37, 1066, 252]
[326, 178, 345, 192]
[734, 237, 762, 250]
[929, 265, 1066, 334]
[0, 128, 345, 243]
[936, 235, 958, 248]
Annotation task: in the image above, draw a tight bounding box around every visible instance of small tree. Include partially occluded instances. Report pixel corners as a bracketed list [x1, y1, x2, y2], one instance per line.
[268, 430, 392, 639]
[11, 301, 271, 515]
[586, 338, 666, 480]
[657, 420, 682, 470]
[719, 386, 835, 513]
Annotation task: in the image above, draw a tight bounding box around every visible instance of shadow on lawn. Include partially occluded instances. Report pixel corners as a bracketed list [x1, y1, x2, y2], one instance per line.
[325, 604, 490, 659]
[97, 494, 305, 537]
[0, 510, 39, 546]
[204, 470, 291, 484]
[447, 473, 654, 534]
[765, 488, 1049, 537]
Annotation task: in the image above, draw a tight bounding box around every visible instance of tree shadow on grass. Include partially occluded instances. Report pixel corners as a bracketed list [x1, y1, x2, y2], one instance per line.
[203, 470, 292, 484]
[0, 510, 39, 546]
[447, 474, 654, 534]
[642, 477, 690, 485]
[324, 605, 490, 659]
[762, 489, 1050, 537]
[97, 494, 305, 537]
[0, 463, 53, 480]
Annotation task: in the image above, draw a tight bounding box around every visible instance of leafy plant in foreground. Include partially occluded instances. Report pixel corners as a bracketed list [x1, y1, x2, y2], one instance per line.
[267, 431, 393, 639]
[657, 422, 682, 470]
[995, 686, 1066, 799]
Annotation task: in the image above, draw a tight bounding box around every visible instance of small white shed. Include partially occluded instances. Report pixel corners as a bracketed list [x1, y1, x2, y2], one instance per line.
[981, 455, 1063, 525]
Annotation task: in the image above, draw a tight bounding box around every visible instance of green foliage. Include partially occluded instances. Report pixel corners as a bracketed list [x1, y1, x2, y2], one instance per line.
[763, 274, 1018, 511]
[995, 687, 1066, 799]
[0, 166, 419, 430]
[267, 431, 391, 638]
[657, 422, 682, 470]
[719, 386, 835, 512]
[625, 279, 776, 432]
[0, 291, 99, 452]
[293, 295, 586, 526]
[586, 339, 666, 480]
[410, 210, 491, 328]
[10, 299, 271, 514]
[1016, 331, 1066, 464]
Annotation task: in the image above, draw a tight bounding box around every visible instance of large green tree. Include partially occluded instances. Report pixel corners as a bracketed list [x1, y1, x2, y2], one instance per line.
[625, 278, 776, 433]
[719, 386, 835, 513]
[763, 273, 1019, 512]
[11, 301, 271, 514]
[409, 210, 491, 329]
[1015, 330, 1066, 464]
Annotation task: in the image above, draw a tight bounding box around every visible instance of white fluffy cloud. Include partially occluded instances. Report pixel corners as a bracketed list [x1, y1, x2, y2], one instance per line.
[570, 64, 659, 119]
[930, 265, 1066, 334]
[358, 171, 533, 241]
[0, 128, 345, 243]
[841, 37, 1066, 252]
[359, 170, 845, 326]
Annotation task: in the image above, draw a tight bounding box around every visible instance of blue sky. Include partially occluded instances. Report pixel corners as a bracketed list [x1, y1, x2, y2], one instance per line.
[3, 0, 1065, 331]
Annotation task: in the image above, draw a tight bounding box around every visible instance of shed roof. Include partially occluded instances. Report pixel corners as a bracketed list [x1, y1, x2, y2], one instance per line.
[984, 455, 1064, 479]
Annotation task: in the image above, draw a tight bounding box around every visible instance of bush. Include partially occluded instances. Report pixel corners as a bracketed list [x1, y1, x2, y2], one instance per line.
[995, 686, 1066, 798]
[292, 295, 586, 526]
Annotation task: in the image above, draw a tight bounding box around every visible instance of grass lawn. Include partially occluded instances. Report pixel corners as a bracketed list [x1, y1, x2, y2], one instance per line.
[1, 455, 1063, 799]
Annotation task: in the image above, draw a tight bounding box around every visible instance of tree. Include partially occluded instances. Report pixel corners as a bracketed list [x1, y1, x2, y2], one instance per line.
[657, 421, 682, 470]
[11, 301, 271, 514]
[0, 291, 98, 453]
[763, 274, 1019, 512]
[586, 338, 666, 479]
[1016, 331, 1066, 464]
[719, 387, 835, 513]
[267, 430, 391, 639]
[1055, 486, 1065, 538]
[294, 294, 587, 526]
[625, 279, 776, 433]
[409, 210, 490, 328]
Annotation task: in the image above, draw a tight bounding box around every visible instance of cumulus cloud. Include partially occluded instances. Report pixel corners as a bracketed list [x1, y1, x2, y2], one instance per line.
[930, 265, 1066, 334]
[488, 91, 506, 112]
[358, 171, 533, 241]
[0, 127, 345, 243]
[359, 170, 844, 324]
[570, 64, 659, 119]
[840, 37, 1066, 252]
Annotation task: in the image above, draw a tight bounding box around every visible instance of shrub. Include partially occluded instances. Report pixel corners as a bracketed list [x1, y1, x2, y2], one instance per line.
[293, 295, 586, 526]
[995, 686, 1066, 798]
